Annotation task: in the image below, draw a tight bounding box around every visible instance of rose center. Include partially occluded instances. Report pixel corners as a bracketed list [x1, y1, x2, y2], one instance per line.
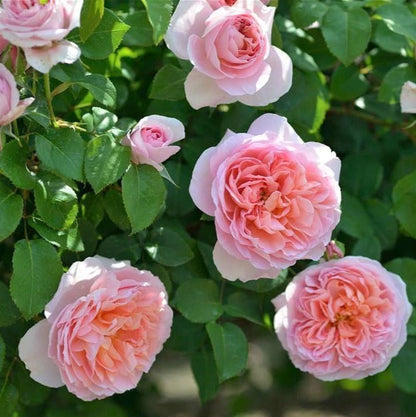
[231, 16, 261, 58]
[141, 127, 167, 145]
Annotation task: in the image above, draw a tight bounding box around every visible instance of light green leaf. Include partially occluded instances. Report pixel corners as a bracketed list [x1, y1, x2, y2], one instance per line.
[80, 8, 130, 60]
[80, 0, 105, 42]
[322, 6, 371, 66]
[141, 0, 173, 44]
[10, 239, 63, 319]
[175, 279, 223, 323]
[122, 165, 166, 233]
[206, 322, 248, 382]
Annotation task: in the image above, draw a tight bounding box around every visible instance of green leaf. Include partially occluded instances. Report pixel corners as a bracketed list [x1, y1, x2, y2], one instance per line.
[340, 154, 383, 198]
[104, 189, 130, 231]
[0, 336, 4, 372]
[122, 165, 166, 233]
[286, 44, 319, 72]
[291, 0, 329, 28]
[168, 315, 205, 352]
[98, 234, 141, 263]
[29, 217, 84, 252]
[372, 20, 412, 55]
[330, 64, 369, 101]
[378, 63, 416, 104]
[191, 349, 219, 403]
[206, 322, 248, 382]
[123, 11, 153, 47]
[275, 69, 329, 133]
[321, 6, 371, 66]
[36, 128, 86, 182]
[391, 338, 416, 393]
[0, 182, 22, 242]
[175, 279, 223, 323]
[351, 234, 381, 260]
[224, 292, 263, 325]
[80, 8, 130, 60]
[165, 161, 194, 217]
[392, 171, 416, 239]
[385, 258, 416, 304]
[80, 0, 105, 42]
[82, 107, 118, 134]
[0, 384, 18, 417]
[145, 227, 194, 267]
[338, 191, 373, 239]
[0, 141, 36, 189]
[197, 241, 222, 281]
[73, 74, 117, 107]
[14, 363, 50, 406]
[149, 64, 187, 101]
[10, 239, 63, 319]
[376, 3, 416, 41]
[0, 282, 20, 327]
[34, 175, 78, 230]
[141, 0, 173, 44]
[85, 135, 130, 194]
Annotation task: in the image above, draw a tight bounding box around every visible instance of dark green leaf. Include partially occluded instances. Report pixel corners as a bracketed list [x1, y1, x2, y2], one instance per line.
[122, 165, 166, 233]
[322, 6, 371, 66]
[0, 141, 36, 189]
[98, 234, 141, 263]
[104, 189, 130, 231]
[206, 322, 248, 382]
[385, 258, 416, 304]
[123, 11, 153, 47]
[14, 363, 50, 406]
[0, 182, 22, 242]
[291, 0, 329, 28]
[85, 135, 130, 194]
[36, 128, 86, 182]
[145, 227, 194, 267]
[191, 349, 219, 403]
[10, 239, 63, 319]
[0, 282, 20, 327]
[224, 292, 263, 325]
[330, 65, 369, 101]
[378, 64, 416, 104]
[391, 338, 416, 393]
[376, 3, 416, 41]
[0, 336, 4, 372]
[175, 279, 223, 323]
[149, 65, 187, 101]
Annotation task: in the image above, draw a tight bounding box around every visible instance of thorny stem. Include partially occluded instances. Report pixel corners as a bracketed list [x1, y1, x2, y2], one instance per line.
[43, 73, 58, 128]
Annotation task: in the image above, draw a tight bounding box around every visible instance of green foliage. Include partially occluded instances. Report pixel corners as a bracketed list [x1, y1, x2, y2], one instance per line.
[80, 0, 105, 42]
[150, 64, 187, 101]
[0, 182, 23, 242]
[141, 0, 173, 44]
[10, 239, 63, 319]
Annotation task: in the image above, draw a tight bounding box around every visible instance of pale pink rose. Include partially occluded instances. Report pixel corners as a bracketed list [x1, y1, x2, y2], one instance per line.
[0, 0, 82, 73]
[19, 256, 173, 401]
[208, 0, 270, 7]
[165, 0, 292, 109]
[122, 115, 185, 171]
[273, 256, 412, 380]
[400, 81, 416, 113]
[189, 114, 341, 281]
[0, 64, 34, 126]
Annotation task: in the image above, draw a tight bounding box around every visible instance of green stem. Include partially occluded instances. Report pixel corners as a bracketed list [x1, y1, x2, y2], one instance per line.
[12, 120, 19, 137]
[43, 73, 58, 128]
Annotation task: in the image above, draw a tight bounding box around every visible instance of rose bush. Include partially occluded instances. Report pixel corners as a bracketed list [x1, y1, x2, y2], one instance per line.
[165, 0, 292, 109]
[19, 256, 173, 401]
[190, 113, 341, 281]
[273, 256, 412, 380]
[122, 115, 185, 171]
[0, 0, 82, 73]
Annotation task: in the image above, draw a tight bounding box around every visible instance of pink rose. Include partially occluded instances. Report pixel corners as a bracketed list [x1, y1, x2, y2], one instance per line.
[0, 64, 34, 126]
[273, 256, 412, 380]
[0, 0, 82, 73]
[19, 256, 173, 401]
[189, 114, 341, 281]
[208, 0, 270, 7]
[400, 81, 416, 113]
[122, 115, 185, 171]
[165, 0, 292, 109]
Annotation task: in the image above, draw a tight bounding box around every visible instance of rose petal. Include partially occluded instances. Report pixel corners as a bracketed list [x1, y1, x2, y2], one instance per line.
[400, 81, 416, 113]
[18, 319, 63, 388]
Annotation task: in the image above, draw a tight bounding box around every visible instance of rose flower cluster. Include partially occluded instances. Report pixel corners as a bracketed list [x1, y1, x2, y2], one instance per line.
[14, 0, 412, 403]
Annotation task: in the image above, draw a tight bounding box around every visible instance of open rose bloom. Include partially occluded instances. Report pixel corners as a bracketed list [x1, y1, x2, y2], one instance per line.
[400, 81, 416, 113]
[0, 0, 82, 73]
[273, 256, 412, 380]
[165, 0, 292, 109]
[122, 115, 185, 171]
[189, 114, 341, 281]
[0, 64, 34, 126]
[19, 256, 173, 401]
